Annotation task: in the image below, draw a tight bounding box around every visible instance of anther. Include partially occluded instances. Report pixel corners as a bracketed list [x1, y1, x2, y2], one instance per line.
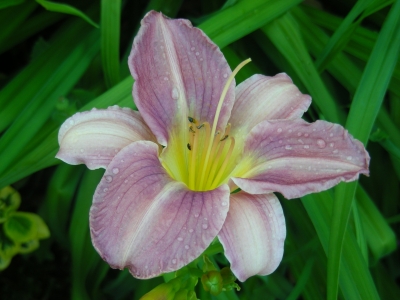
[189, 126, 196, 133]
[188, 117, 197, 123]
[187, 143, 192, 150]
[220, 135, 229, 141]
[197, 123, 205, 129]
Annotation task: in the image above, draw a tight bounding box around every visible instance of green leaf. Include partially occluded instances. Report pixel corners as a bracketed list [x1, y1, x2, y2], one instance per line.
[329, 1, 400, 299]
[0, 186, 21, 222]
[101, 0, 121, 87]
[0, 0, 25, 9]
[36, 0, 99, 28]
[199, 0, 302, 48]
[4, 212, 37, 242]
[33, 214, 50, 239]
[18, 239, 39, 254]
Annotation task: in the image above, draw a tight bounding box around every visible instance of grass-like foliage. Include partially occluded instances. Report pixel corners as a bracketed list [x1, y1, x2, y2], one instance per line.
[0, 0, 399, 299]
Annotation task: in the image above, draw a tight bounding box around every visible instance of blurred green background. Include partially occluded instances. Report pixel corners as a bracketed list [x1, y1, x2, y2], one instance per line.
[0, 0, 399, 299]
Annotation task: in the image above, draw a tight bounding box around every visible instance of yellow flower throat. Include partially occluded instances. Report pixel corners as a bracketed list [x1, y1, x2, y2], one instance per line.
[161, 58, 251, 191]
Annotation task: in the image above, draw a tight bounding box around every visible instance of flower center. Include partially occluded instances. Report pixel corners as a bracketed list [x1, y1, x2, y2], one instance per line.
[186, 118, 235, 190]
[161, 58, 251, 191]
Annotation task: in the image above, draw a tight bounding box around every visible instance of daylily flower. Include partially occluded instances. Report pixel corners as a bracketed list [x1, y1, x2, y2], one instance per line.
[56, 11, 369, 282]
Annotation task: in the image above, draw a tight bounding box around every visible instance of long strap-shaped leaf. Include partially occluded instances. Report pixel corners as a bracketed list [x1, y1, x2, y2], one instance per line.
[328, 1, 400, 300]
[101, 0, 121, 87]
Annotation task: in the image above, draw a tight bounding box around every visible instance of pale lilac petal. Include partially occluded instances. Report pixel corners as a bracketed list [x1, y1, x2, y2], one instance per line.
[56, 107, 155, 170]
[90, 141, 230, 279]
[129, 11, 234, 145]
[232, 119, 370, 199]
[229, 74, 311, 138]
[218, 192, 286, 282]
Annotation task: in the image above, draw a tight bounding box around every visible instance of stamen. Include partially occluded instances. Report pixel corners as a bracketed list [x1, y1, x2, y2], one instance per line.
[220, 135, 229, 142]
[197, 123, 205, 129]
[189, 126, 196, 133]
[187, 143, 191, 150]
[188, 116, 197, 123]
[189, 130, 199, 189]
[211, 137, 235, 189]
[199, 58, 251, 189]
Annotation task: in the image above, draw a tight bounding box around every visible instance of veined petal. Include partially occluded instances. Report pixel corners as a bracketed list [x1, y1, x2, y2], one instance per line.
[90, 141, 230, 279]
[56, 107, 155, 170]
[218, 192, 286, 282]
[129, 11, 234, 146]
[232, 119, 369, 199]
[229, 73, 311, 138]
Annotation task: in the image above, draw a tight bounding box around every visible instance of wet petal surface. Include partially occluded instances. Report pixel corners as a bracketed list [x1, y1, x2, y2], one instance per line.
[129, 11, 234, 146]
[56, 107, 155, 170]
[232, 119, 370, 199]
[218, 192, 286, 282]
[90, 141, 230, 278]
[229, 73, 311, 139]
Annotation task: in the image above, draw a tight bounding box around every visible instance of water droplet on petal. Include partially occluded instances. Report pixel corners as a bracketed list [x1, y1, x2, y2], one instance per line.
[285, 145, 292, 150]
[195, 52, 199, 56]
[221, 201, 227, 206]
[330, 133, 334, 137]
[329, 143, 334, 147]
[288, 129, 293, 133]
[277, 128, 282, 133]
[304, 145, 310, 149]
[69, 119, 75, 125]
[103, 188, 108, 192]
[297, 132, 302, 137]
[105, 175, 113, 182]
[185, 245, 190, 250]
[177, 237, 183, 241]
[333, 149, 339, 154]
[112, 168, 119, 174]
[223, 73, 228, 78]
[194, 213, 199, 218]
[189, 229, 193, 233]
[279, 140, 282, 144]
[304, 133, 309, 137]
[317, 139, 326, 148]
[172, 259, 177, 264]
[202, 224, 208, 229]
[347, 156, 352, 161]
[80, 148, 84, 153]
[164, 77, 168, 81]
[190, 47, 195, 51]
[171, 87, 179, 100]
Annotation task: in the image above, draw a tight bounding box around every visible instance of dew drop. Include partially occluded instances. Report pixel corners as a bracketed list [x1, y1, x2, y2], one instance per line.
[298, 139, 304, 144]
[177, 237, 183, 241]
[285, 145, 292, 150]
[105, 175, 113, 183]
[279, 140, 282, 144]
[304, 145, 310, 149]
[69, 119, 75, 125]
[171, 87, 179, 100]
[172, 259, 177, 264]
[190, 47, 195, 51]
[330, 133, 334, 137]
[124, 179, 128, 183]
[329, 143, 334, 147]
[288, 129, 293, 133]
[112, 168, 119, 174]
[347, 156, 353, 161]
[297, 132, 302, 137]
[221, 201, 227, 206]
[277, 128, 282, 133]
[333, 149, 339, 154]
[202, 224, 208, 229]
[103, 188, 108, 192]
[316, 139, 326, 148]
[91, 107, 97, 111]
[304, 133, 309, 137]
[223, 73, 228, 78]
[189, 229, 193, 233]
[185, 245, 190, 250]
[80, 148, 84, 153]
[195, 52, 199, 56]
[194, 213, 199, 218]
[163, 77, 168, 81]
